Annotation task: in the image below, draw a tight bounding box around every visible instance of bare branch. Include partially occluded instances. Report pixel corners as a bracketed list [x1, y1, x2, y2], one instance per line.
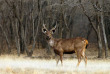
[5, 0, 12, 7]
[91, 2, 110, 13]
[80, 4, 98, 34]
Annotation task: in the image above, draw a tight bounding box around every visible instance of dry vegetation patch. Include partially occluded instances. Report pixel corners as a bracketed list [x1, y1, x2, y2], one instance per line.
[0, 54, 110, 74]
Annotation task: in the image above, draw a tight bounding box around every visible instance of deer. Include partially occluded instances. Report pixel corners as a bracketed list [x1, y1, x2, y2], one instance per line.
[42, 24, 88, 67]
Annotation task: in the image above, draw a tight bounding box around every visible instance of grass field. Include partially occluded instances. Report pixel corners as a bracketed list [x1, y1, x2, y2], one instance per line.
[0, 44, 110, 74]
[0, 55, 110, 74]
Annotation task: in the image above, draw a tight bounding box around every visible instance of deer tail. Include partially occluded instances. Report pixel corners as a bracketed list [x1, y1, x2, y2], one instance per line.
[85, 40, 88, 49]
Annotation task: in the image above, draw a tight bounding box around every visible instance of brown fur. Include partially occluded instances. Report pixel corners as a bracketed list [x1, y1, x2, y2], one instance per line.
[42, 24, 88, 67]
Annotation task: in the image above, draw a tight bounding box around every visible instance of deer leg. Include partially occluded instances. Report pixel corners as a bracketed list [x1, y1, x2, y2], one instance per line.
[85, 56, 87, 67]
[76, 51, 82, 67]
[56, 58, 60, 65]
[60, 53, 63, 66]
[55, 54, 60, 65]
[81, 51, 87, 67]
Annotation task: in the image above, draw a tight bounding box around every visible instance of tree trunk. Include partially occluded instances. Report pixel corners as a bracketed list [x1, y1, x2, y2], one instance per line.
[0, 24, 11, 54]
[97, 25, 103, 58]
[15, 19, 20, 56]
[100, 0, 108, 58]
[101, 12, 108, 58]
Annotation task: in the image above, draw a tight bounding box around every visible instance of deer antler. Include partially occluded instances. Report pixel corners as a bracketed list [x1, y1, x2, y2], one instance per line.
[43, 24, 47, 29]
[50, 22, 57, 34]
[51, 22, 57, 30]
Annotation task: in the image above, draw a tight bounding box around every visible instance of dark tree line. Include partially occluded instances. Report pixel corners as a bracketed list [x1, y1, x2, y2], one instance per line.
[0, 0, 110, 58]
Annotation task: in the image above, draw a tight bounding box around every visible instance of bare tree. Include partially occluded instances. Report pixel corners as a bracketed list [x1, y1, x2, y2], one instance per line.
[100, 0, 109, 58]
[80, 1, 103, 58]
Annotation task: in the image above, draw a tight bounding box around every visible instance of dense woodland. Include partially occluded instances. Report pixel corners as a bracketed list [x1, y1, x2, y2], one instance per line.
[0, 0, 110, 58]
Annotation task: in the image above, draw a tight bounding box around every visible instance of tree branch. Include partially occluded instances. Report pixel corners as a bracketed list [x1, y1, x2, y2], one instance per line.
[80, 4, 98, 34]
[91, 2, 110, 13]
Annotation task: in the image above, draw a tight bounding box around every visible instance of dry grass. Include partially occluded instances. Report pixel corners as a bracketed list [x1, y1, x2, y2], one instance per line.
[0, 55, 110, 74]
[0, 43, 110, 74]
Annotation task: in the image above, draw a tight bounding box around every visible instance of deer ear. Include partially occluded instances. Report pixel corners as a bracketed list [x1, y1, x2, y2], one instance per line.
[50, 25, 56, 34]
[51, 29, 55, 34]
[42, 24, 48, 33]
[42, 28, 47, 33]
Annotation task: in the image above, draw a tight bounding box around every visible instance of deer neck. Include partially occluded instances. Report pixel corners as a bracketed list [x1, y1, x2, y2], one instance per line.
[48, 37, 55, 47]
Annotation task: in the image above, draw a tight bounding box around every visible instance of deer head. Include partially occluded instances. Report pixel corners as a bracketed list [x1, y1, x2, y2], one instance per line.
[42, 24, 56, 41]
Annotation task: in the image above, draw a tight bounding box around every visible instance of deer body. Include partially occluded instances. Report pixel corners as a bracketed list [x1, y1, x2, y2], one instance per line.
[42, 24, 88, 67]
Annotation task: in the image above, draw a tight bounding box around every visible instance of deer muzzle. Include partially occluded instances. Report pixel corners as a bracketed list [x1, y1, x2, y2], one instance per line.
[46, 36, 51, 40]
